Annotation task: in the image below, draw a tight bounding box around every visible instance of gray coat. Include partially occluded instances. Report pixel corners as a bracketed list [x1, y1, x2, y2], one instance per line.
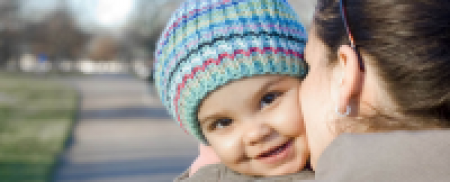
[175, 129, 450, 182]
[174, 164, 314, 182]
[306, 129, 450, 182]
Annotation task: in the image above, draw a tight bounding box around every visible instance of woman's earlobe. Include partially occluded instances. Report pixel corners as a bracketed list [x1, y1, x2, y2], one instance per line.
[335, 104, 351, 117]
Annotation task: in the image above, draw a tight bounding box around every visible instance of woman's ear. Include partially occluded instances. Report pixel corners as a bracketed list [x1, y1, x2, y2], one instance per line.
[336, 45, 364, 116]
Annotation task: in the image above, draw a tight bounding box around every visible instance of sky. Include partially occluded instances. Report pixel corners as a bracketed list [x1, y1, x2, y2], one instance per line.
[19, 0, 137, 30]
[69, 0, 135, 29]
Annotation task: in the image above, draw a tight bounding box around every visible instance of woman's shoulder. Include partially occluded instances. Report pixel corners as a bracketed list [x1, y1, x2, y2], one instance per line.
[173, 163, 225, 182]
[314, 129, 450, 182]
[174, 163, 315, 182]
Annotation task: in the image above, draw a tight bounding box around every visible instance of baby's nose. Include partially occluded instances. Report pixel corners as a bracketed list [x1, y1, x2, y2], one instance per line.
[244, 123, 272, 146]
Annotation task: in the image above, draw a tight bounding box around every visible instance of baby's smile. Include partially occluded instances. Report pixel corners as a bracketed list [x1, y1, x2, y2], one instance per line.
[257, 139, 294, 164]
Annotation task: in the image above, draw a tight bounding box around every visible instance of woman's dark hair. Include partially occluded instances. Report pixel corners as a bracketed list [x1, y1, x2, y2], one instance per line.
[314, 0, 450, 130]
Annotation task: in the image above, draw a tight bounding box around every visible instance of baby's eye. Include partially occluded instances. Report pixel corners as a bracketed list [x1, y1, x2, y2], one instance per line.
[260, 92, 281, 109]
[210, 118, 233, 130]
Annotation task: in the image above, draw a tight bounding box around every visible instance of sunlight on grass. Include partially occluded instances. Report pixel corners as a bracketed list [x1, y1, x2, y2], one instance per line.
[0, 73, 77, 182]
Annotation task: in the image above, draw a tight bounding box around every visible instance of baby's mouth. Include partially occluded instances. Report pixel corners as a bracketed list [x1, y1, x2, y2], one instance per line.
[257, 140, 293, 158]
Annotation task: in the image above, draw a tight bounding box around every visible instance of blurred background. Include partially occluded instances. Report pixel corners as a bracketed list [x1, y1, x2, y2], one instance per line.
[0, 0, 182, 78]
[0, 0, 316, 182]
[0, 0, 315, 77]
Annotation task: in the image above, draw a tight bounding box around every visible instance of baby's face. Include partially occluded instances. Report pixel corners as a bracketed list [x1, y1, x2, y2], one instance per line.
[197, 75, 309, 176]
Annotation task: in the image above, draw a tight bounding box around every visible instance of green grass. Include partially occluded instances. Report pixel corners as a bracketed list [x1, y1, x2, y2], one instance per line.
[0, 72, 77, 182]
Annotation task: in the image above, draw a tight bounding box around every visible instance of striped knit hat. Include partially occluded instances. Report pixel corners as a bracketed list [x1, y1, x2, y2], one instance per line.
[154, 0, 308, 143]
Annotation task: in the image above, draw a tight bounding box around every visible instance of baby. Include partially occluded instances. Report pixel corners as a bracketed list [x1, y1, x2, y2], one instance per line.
[153, 0, 311, 180]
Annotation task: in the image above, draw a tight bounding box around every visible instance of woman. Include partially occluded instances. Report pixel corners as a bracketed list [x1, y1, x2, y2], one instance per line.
[301, 0, 450, 180]
[189, 0, 450, 181]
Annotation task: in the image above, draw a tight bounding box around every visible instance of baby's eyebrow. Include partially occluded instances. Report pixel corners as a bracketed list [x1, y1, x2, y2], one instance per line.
[198, 115, 214, 125]
[252, 77, 287, 100]
[265, 77, 287, 89]
[198, 110, 226, 125]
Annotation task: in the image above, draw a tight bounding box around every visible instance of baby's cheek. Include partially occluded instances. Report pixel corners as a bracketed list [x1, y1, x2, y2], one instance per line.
[208, 134, 243, 168]
[287, 114, 305, 136]
[277, 99, 304, 136]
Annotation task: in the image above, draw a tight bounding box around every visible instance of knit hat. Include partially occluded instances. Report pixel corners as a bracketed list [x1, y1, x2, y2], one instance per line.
[154, 0, 308, 143]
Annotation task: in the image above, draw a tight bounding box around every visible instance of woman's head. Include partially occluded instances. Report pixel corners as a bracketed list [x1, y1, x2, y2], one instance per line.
[301, 0, 450, 169]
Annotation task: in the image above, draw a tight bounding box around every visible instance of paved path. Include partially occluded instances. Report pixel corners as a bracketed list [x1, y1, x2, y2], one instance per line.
[52, 74, 198, 182]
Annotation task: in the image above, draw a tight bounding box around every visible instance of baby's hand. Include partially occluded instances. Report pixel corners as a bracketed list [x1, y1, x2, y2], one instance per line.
[189, 143, 221, 176]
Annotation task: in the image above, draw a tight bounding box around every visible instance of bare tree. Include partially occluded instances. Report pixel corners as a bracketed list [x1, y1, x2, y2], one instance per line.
[88, 35, 118, 61]
[21, 9, 89, 71]
[0, 0, 20, 68]
[127, 0, 182, 55]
